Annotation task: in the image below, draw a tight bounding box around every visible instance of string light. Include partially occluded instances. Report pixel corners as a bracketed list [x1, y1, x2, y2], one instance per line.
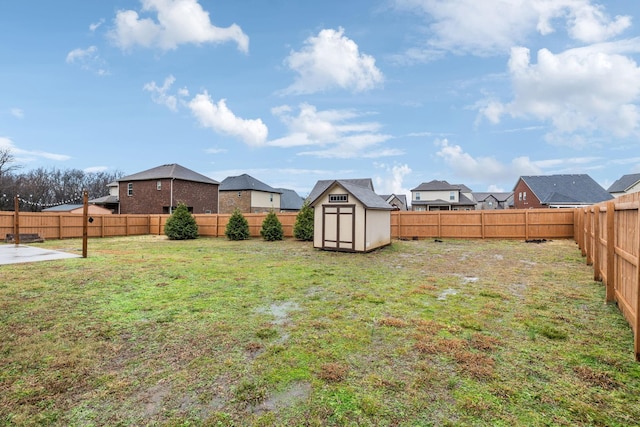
[14, 194, 84, 208]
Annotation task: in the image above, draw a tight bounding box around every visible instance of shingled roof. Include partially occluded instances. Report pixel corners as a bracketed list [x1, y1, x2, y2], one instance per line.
[219, 174, 281, 193]
[518, 174, 612, 205]
[308, 179, 392, 210]
[118, 164, 219, 185]
[607, 173, 640, 193]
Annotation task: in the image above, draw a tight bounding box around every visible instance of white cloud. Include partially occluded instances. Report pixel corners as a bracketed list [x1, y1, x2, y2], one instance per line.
[392, 0, 631, 57]
[0, 137, 71, 163]
[434, 138, 541, 184]
[143, 75, 182, 111]
[374, 162, 412, 198]
[84, 166, 109, 173]
[109, 0, 249, 53]
[283, 28, 383, 94]
[479, 42, 640, 143]
[269, 103, 396, 159]
[188, 91, 268, 146]
[66, 45, 109, 75]
[89, 19, 105, 32]
[10, 108, 24, 119]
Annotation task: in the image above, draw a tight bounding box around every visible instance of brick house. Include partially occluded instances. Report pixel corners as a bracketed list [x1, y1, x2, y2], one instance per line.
[513, 174, 612, 209]
[219, 174, 281, 214]
[118, 164, 219, 214]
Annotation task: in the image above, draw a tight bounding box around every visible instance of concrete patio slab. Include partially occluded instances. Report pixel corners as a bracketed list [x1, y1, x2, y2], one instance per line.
[0, 244, 82, 265]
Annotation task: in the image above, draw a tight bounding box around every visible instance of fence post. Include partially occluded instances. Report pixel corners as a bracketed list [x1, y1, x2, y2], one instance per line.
[14, 196, 20, 246]
[593, 206, 601, 281]
[635, 201, 640, 361]
[82, 190, 88, 258]
[591, 205, 602, 282]
[525, 210, 529, 240]
[606, 201, 615, 303]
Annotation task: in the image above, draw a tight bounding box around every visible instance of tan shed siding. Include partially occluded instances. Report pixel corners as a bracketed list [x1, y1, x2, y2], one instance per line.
[353, 203, 366, 252]
[365, 209, 392, 250]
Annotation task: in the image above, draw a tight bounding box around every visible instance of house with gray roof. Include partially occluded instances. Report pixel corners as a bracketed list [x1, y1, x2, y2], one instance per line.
[513, 174, 612, 209]
[607, 173, 640, 198]
[276, 188, 304, 212]
[472, 192, 514, 210]
[380, 194, 409, 211]
[219, 174, 282, 214]
[410, 180, 476, 211]
[308, 178, 393, 252]
[118, 163, 219, 214]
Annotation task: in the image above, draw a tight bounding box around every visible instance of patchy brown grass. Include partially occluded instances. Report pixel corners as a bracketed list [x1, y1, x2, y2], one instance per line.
[1, 237, 639, 426]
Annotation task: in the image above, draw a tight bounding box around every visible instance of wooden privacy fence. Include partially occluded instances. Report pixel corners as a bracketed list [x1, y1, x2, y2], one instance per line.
[577, 192, 640, 361]
[392, 209, 574, 239]
[0, 208, 577, 241]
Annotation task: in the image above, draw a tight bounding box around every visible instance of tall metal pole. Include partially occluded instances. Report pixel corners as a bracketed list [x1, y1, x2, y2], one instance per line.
[82, 190, 88, 258]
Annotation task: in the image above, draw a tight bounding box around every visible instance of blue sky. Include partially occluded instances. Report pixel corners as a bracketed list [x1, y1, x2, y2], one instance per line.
[1, 0, 640, 198]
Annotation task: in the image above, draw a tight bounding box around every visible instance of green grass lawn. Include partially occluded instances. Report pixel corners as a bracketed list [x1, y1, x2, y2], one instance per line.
[1, 236, 639, 426]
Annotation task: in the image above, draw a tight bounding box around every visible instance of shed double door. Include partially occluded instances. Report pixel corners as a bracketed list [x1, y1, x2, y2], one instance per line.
[322, 205, 355, 251]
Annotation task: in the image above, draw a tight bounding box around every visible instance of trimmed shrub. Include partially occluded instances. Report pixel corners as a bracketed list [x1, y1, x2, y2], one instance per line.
[293, 200, 314, 241]
[164, 203, 198, 240]
[225, 208, 250, 240]
[260, 210, 283, 241]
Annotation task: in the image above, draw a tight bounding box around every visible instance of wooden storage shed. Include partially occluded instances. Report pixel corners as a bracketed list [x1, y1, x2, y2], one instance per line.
[308, 179, 393, 252]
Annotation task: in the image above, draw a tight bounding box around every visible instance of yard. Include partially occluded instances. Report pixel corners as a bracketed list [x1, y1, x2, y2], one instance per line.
[1, 236, 639, 426]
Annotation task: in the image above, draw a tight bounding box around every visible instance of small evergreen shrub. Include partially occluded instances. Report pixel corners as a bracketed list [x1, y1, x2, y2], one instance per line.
[164, 202, 198, 240]
[293, 200, 314, 241]
[225, 208, 250, 240]
[260, 210, 283, 241]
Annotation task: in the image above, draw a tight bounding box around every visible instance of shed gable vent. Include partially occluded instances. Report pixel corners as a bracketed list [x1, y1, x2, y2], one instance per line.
[329, 194, 348, 203]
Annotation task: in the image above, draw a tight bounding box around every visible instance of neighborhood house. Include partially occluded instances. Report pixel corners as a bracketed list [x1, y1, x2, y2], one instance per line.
[513, 174, 613, 209]
[118, 164, 219, 215]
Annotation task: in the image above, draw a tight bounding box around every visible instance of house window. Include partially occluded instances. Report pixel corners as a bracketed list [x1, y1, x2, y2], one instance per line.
[329, 194, 348, 203]
[127, 183, 133, 196]
[488, 201, 494, 207]
[518, 192, 522, 201]
[415, 192, 421, 201]
[157, 181, 162, 190]
[270, 194, 273, 202]
[238, 191, 242, 197]
[449, 191, 455, 201]
[523, 191, 527, 201]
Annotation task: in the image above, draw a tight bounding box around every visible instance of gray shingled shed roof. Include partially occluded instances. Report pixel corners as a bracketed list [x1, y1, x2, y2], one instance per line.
[118, 164, 219, 185]
[518, 174, 612, 205]
[306, 179, 373, 203]
[308, 179, 392, 210]
[607, 173, 640, 193]
[219, 174, 281, 193]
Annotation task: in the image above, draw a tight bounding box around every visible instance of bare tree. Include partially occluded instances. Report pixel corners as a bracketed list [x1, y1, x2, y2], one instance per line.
[0, 147, 20, 178]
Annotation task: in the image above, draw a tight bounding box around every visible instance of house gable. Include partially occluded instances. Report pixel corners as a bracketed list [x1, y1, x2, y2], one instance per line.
[514, 174, 612, 208]
[118, 164, 219, 214]
[608, 173, 640, 197]
[219, 174, 282, 214]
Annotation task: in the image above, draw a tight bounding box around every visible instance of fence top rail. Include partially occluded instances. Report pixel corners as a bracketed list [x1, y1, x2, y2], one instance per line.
[614, 201, 640, 211]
